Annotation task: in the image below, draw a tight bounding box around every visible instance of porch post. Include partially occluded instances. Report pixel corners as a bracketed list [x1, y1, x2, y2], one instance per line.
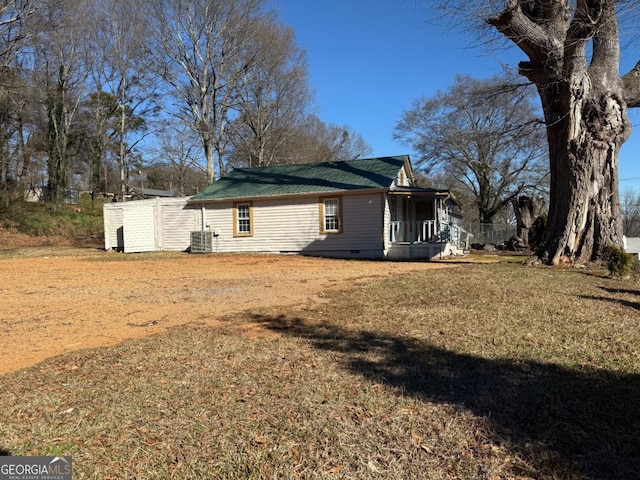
[435, 199, 440, 239]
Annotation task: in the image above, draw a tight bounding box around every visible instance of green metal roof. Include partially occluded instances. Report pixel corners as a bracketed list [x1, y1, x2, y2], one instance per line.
[189, 155, 410, 201]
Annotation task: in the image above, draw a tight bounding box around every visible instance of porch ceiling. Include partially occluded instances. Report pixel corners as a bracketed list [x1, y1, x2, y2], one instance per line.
[389, 187, 459, 205]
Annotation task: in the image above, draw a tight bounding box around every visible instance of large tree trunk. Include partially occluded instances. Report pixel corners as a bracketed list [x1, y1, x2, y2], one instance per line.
[489, 0, 639, 265]
[542, 88, 628, 264]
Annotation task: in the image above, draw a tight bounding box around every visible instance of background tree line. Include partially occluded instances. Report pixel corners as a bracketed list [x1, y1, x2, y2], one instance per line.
[0, 0, 371, 203]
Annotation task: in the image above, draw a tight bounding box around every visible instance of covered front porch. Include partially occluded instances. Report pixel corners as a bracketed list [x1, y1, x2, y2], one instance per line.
[385, 189, 472, 259]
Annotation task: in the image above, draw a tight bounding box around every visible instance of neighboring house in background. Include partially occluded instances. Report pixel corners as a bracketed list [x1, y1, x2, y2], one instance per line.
[24, 185, 48, 202]
[104, 155, 471, 259]
[129, 187, 176, 200]
[25, 186, 80, 204]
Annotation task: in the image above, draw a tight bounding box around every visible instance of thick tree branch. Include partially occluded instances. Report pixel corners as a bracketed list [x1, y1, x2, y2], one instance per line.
[487, 1, 555, 64]
[488, 1, 570, 84]
[587, 1, 620, 89]
[622, 61, 640, 108]
[567, 0, 605, 44]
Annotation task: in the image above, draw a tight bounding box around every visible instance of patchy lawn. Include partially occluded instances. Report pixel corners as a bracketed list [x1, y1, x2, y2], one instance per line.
[0, 250, 450, 374]
[1, 254, 639, 479]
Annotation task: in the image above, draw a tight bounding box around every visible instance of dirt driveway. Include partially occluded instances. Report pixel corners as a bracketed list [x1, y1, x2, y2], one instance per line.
[1, 248, 454, 375]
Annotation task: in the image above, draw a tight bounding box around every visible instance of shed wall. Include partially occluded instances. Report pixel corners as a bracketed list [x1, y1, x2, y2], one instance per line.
[103, 197, 193, 252]
[123, 201, 156, 253]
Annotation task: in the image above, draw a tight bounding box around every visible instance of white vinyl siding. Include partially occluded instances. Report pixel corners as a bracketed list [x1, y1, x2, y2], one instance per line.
[202, 193, 384, 256]
[104, 192, 387, 258]
[394, 165, 412, 187]
[104, 198, 196, 252]
[204, 198, 317, 252]
[123, 202, 156, 253]
[313, 193, 383, 253]
[160, 202, 199, 251]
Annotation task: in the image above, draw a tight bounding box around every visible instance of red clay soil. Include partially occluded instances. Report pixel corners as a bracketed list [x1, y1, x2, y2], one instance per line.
[0, 235, 454, 375]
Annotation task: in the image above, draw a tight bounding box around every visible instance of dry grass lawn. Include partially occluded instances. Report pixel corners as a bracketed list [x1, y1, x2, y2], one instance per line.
[0, 248, 450, 374]
[1, 250, 639, 479]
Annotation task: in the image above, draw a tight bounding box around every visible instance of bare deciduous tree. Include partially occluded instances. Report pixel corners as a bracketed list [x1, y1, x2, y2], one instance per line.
[89, 0, 159, 199]
[34, 0, 91, 202]
[277, 115, 373, 166]
[157, 124, 207, 196]
[0, 0, 371, 202]
[0, 0, 38, 64]
[436, 1, 640, 263]
[512, 194, 545, 244]
[394, 74, 548, 224]
[149, 0, 265, 183]
[229, 15, 312, 168]
[489, 1, 640, 264]
[621, 189, 640, 237]
[85, 0, 158, 197]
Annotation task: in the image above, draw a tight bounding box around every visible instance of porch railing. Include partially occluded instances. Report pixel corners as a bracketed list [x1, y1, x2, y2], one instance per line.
[389, 221, 473, 250]
[389, 220, 438, 243]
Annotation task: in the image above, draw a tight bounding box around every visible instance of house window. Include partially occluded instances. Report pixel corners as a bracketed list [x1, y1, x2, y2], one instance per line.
[234, 202, 253, 236]
[320, 197, 342, 233]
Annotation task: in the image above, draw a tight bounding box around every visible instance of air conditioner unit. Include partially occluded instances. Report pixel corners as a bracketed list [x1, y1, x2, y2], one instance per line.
[190, 231, 214, 253]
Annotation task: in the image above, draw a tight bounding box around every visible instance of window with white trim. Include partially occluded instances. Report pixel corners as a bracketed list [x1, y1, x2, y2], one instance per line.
[322, 197, 341, 233]
[234, 202, 253, 236]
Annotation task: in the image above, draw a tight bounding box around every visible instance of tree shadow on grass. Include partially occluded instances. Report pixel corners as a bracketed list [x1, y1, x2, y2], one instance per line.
[600, 286, 640, 296]
[250, 313, 640, 480]
[579, 294, 640, 311]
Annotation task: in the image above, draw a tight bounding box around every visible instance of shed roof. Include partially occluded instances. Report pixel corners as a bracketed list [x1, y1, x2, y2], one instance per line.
[189, 155, 411, 201]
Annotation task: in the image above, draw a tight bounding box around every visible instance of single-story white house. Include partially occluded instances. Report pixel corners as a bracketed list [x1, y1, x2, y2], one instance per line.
[104, 155, 471, 260]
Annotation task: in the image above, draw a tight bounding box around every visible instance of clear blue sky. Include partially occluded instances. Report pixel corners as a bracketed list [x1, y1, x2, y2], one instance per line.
[269, 0, 640, 195]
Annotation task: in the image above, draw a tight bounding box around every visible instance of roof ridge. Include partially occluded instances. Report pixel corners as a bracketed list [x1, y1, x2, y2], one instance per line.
[228, 155, 410, 175]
